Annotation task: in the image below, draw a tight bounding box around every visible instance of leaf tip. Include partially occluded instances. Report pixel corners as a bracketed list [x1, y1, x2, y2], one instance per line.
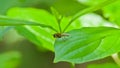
[53, 58, 59, 63]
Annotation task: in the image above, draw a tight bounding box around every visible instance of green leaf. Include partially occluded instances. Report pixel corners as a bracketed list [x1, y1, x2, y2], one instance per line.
[52, 0, 86, 16]
[15, 26, 55, 51]
[7, 8, 59, 30]
[7, 7, 81, 51]
[0, 16, 39, 26]
[71, 0, 118, 23]
[60, 17, 81, 32]
[54, 27, 120, 63]
[0, 51, 21, 68]
[62, 0, 118, 32]
[7, 7, 59, 51]
[0, 15, 57, 31]
[87, 63, 119, 68]
[103, 0, 120, 26]
[50, 7, 82, 32]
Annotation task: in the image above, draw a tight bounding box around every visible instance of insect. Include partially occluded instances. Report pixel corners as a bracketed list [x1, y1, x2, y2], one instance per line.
[53, 33, 69, 38]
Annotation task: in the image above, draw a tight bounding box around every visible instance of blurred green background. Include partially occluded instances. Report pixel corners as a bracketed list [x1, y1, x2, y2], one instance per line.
[0, 0, 120, 68]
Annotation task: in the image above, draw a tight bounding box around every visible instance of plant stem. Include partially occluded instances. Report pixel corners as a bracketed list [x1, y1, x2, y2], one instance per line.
[50, 7, 62, 33]
[57, 16, 63, 33]
[69, 63, 75, 68]
[111, 53, 120, 66]
[63, 0, 118, 32]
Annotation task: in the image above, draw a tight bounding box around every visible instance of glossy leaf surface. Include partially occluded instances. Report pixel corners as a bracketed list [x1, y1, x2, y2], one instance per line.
[54, 27, 120, 63]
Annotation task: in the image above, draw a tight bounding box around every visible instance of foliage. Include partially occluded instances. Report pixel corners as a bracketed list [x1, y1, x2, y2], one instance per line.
[0, 0, 120, 68]
[54, 27, 120, 63]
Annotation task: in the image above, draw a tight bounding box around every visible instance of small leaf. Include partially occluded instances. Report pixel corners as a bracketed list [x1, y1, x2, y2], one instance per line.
[54, 27, 120, 63]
